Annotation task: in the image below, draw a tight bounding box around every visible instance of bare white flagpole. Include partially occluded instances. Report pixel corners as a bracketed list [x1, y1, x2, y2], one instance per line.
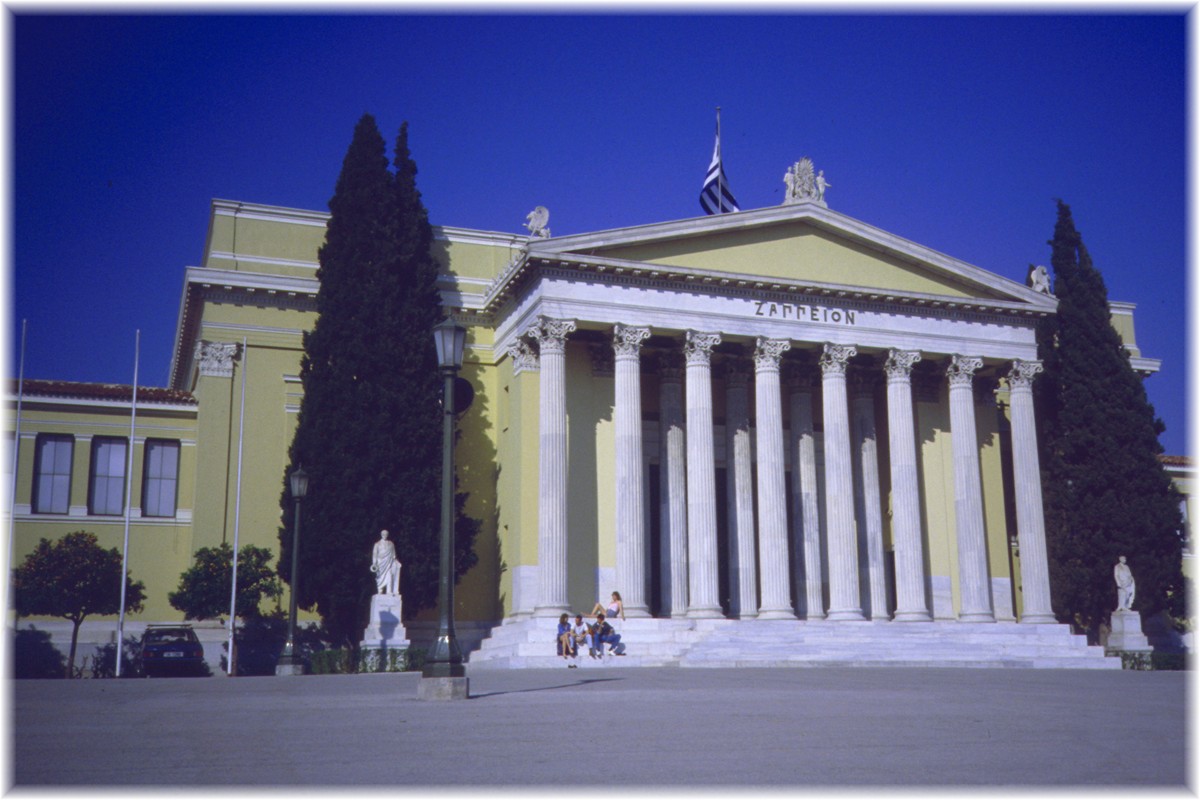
[115, 330, 140, 677]
[227, 338, 248, 676]
[7, 320, 28, 621]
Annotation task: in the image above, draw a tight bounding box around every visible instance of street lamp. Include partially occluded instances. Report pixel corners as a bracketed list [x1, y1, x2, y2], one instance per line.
[420, 318, 469, 699]
[276, 465, 308, 676]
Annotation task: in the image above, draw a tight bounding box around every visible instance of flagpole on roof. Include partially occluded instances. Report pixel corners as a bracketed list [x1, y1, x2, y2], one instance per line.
[716, 107, 723, 213]
[7, 320, 28, 619]
[227, 338, 248, 676]
[115, 330, 139, 677]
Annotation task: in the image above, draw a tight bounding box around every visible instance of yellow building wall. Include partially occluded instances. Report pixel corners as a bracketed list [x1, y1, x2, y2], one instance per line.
[9, 402, 200, 621]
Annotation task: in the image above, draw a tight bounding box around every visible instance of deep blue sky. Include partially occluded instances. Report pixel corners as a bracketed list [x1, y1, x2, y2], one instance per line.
[9, 12, 1191, 454]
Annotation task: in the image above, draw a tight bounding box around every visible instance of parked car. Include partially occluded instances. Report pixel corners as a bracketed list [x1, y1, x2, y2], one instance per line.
[138, 624, 206, 677]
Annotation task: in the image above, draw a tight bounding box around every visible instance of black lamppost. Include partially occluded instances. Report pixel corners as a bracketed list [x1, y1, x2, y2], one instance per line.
[422, 319, 467, 689]
[276, 465, 308, 676]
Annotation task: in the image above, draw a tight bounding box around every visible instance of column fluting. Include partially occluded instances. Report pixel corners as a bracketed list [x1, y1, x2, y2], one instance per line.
[685, 330, 724, 618]
[820, 343, 865, 621]
[531, 316, 576, 616]
[723, 358, 757, 618]
[885, 349, 932, 621]
[754, 337, 795, 619]
[613, 324, 652, 617]
[851, 369, 888, 619]
[787, 366, 825, 619]
[1007, 359, 1056, 623]
[947, 354, 995, 622]
[658, 352, 689, 618]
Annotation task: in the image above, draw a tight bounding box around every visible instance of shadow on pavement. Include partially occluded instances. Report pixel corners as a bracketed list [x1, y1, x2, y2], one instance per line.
[469, 677, 624, 699]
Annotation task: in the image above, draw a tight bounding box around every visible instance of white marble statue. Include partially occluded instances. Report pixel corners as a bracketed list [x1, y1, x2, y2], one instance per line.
[783, 158, 827, 206]
[525, 206, 551, 238]
[1114, 555, 1136, 611]
[815, 170, 831, 203]
[370, 529, 401, 596]
[1027, 265, 1052, 295]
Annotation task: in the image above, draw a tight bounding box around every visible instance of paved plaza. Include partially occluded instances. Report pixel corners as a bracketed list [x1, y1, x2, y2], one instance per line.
[9, 666, 1191, 788]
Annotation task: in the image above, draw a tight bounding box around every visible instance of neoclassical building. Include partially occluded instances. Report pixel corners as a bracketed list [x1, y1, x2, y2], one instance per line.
[7, 191, 1172, 666]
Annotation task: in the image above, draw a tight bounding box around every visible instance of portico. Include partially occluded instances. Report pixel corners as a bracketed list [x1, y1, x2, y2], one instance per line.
[481, 202, 1058, 627]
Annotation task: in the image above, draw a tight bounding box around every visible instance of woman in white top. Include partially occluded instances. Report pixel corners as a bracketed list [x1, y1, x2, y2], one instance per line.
[590, 591, 625, 621]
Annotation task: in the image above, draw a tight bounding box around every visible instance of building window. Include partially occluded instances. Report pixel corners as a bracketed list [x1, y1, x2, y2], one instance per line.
[142, 439, 179, 518]
[32, 434, 73, 514]
[88, 437, 127, 516]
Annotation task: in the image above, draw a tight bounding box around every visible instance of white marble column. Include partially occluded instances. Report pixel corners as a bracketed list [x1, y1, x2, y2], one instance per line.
[723, 358, 757, 618]
[820, 343, 864, 621]
[531, 316, 576, 616]
[658, 352, 689, 618]
[787, 367, 824, 619]
[755, 337, 795, 619]
[614, 324, 652, 618]
[851, 369, 888, 619]
[685, 330, 724, 618]
[885, 349, 931, 621]
[947, 355, 995, 622]
[1007, 359, 1056, 623]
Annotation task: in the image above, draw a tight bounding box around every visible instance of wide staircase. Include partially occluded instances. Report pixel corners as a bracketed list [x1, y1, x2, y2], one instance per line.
[466, 617, 1119, 669]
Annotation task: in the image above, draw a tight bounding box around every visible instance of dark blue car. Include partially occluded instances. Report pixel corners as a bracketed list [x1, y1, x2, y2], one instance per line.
[138, 625, 206, 677]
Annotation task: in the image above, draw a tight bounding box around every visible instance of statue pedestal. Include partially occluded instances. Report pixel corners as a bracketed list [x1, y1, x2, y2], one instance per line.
[1106, 609, 1152, 654]
[360, 593, 409, 651]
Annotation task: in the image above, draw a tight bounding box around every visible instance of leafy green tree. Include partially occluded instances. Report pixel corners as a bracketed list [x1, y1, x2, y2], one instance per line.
[168, 542, 282, 621]
[280, 114, 478, 649]
[1034, 200, 1185, 642]
[12, 531, 146, 678]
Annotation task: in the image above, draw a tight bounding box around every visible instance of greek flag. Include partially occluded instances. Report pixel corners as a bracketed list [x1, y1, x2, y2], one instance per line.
[700, 117, 739, 215]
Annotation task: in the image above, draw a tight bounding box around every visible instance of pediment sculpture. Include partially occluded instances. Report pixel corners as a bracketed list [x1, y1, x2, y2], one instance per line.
[783, 158, 830, 207]
[525, 206, 551, 238]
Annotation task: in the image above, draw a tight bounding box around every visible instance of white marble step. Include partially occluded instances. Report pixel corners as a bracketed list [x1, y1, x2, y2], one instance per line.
[466, 616, 1119, 669]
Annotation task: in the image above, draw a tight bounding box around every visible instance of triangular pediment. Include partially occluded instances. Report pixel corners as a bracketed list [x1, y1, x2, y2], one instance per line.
[527, 203, 1050, 308]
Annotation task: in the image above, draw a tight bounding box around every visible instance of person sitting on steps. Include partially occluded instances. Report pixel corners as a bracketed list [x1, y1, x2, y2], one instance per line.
[556, 613, 576, 664]
[591, 613, 624, 656]
[590, 591, 625, 621]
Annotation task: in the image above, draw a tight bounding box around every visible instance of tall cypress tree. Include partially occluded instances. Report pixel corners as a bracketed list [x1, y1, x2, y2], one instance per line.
[280, 115, 477, 649]
[1034, 200, 1185, 642]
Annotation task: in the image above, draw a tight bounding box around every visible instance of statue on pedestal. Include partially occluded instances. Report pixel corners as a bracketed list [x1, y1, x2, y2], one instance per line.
[1114, 555, 1136, 611]
[370, 529, 401, 596]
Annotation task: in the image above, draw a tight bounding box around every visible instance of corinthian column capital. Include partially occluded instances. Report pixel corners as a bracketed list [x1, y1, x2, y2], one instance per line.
[195, 340, 241, 378]
[613, 324, 651, 359]
[1007, 359, 1044, 390]
[528, 316, 577, 355]
[884, 349, 922, 381]
[754, 337, 792, 372]
[819, 343, 857, 375]
[684, 331, 722, 366]
[946, 354, 983, 387]
[507, 339, 540, 374]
